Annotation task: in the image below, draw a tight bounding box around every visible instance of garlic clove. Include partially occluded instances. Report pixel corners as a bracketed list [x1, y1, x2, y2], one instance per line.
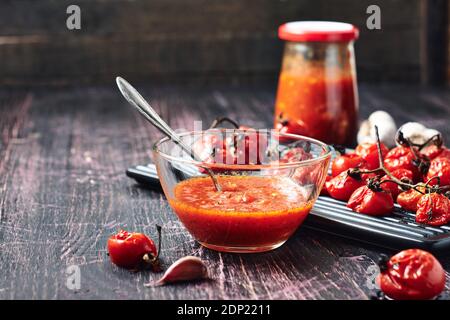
[145, 256, 209, 287]
[357, 111, 397, 148]
[396, 122, 442, 146]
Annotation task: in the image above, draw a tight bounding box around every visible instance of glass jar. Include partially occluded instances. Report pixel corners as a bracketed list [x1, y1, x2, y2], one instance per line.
[274, 21, 359, 146]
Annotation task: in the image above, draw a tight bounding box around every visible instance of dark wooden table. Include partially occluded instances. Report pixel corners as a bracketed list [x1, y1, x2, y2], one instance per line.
[0, 83, 449, 300]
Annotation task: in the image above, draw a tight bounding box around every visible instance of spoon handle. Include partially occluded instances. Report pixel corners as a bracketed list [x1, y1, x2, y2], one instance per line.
[116, 77, 222, 191]
[116, 77, 192, 155]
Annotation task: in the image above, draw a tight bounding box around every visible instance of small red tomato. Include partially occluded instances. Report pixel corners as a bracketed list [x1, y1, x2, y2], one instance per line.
[280, 147, 312, 163]
[347, 186, 394, 216]
[232, 128, 267, 165]
[426, 156, 450, 186]
[275, 119, 306, 142]
[357, 161, 385, 182]
[384, 146, 420, 180]
[355, 142, 389, 170]
[325, 171, 365, 201]
[440, 148, 450, 159]
[320, 175, 332, 196]
[331, 153, 364, 177]
[421, 145, 447, 160]
[381, 169, 414, 200]
[193, 133, 229, 172]
[377, 249, 446, 300]
[107, 230, 158, 269]
[416, 193, 450, 226]
[397, 187, 425, 212]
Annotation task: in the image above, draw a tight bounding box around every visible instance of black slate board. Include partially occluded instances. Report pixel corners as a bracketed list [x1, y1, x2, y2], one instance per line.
[127, 164, 450, 252]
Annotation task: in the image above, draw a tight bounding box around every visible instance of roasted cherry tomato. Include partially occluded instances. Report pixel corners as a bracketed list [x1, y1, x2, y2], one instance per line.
[107, 230, 158, 269]
[421, 145, 447, 160]
[397, 187, 425, 212]
[355, 142, 389, 170]
[347, 186, 394, 216]
[440, 148, 450, 159]
[377, 249, 446, 300]
[194, 128, 267, 171]
[331, 153, 364, 177]
[193, 133, 227, 165]
[320, 175, 332, 196]
[384, 146, 421, 180]
[325, 171, 365, 201]
[416, 193, 450, 226]
[280, 147, 312, 163]
[426, 156, 450, 186]
[357, 162, 385, 182]
[380, 169, 414, 200]
[231, 129, 267, 165]
[275, 118, 306, 142]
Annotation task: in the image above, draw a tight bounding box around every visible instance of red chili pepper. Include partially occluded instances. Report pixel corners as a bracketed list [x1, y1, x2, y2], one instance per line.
[377, 249, 446, 300]
[347, 185, 394, 216]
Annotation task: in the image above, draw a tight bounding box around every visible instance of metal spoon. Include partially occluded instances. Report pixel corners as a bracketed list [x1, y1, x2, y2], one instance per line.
[115, 77, 222, 191]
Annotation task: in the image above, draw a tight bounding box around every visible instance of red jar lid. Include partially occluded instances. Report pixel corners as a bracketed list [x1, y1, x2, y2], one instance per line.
[278, 21, 359, 42]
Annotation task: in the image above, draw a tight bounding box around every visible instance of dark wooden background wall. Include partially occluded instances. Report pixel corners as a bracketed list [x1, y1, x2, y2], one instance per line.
[0, 0, 448, 85]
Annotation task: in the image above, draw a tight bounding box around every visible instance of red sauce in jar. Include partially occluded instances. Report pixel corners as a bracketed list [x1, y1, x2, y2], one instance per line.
[274, 72, 357, 145]
[169, 176, 312, 252]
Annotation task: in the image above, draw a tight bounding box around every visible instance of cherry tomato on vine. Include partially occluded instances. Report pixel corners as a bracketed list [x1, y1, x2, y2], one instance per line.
[279, 150, 319, 186]
[320, 175, 332, 196]
[397, 187, 425, 212]
[194, 128, 268, 171]
[380, 169, 414, 200]
[440, 148, 450, 159]
[421, 145, 448, 160]
[377, 249, 446, 300]
[357, 162, 385, 182]
[230, 128, 267, 165]
[280, 147, 312, 163]
[383, 146, 421, 180]
[107, 230, 159, 269]
[416, 193, 450, 226]
[193, 133, 227, 165]
[331, 153, 364, 177]
[347, 186, 394, 216]
[426, 156, 450, 186]
[355, 142, 389, 170]
[275, 118, 306, 142]
[325, 171, 365, 201]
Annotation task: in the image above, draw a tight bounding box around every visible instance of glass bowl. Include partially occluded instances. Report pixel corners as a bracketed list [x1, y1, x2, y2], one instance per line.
[153, 129, 331, 253]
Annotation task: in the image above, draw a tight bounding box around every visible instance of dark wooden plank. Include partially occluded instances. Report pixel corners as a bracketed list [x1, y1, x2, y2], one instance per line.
[0, 83, 449, 299]
[0, 0, 420, 36]
[420, 0, 448, 85]
[0, 0, 426, 84]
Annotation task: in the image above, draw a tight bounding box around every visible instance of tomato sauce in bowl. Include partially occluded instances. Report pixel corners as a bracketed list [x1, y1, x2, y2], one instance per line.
[169, 175, 313, 253]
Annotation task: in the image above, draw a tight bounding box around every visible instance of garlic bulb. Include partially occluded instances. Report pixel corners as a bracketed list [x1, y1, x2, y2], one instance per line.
[357, 111, 397, 148]
[396, 122, 441, 146]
